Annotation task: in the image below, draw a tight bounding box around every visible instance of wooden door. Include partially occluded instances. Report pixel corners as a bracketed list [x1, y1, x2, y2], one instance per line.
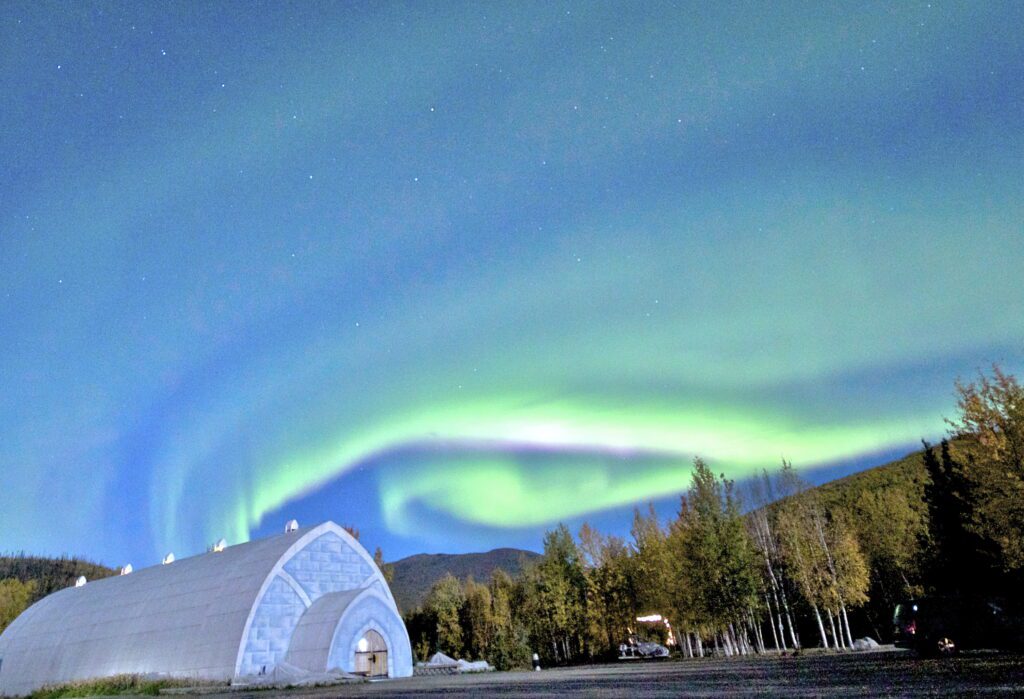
[355, 629, 388, 677]
[370, 650, 388, 677]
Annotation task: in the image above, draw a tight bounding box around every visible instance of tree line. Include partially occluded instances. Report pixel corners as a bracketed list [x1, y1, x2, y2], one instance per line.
[406, 367, 1024, 667]
[406, 458, 869, 665]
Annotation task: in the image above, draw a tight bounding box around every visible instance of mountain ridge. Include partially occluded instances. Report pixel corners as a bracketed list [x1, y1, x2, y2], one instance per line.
[388, 547, 540, 613]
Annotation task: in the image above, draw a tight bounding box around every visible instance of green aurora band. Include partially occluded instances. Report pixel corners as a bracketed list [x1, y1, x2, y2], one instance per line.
[222, 396, 938, 544]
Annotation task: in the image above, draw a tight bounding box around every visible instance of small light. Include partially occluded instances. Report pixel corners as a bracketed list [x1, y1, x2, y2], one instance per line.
[213, 538, 227, 552]
[75, 576, 87, 587]
[162, 553, 175, 565]
[120, 564, 133, 575]
[357, 637, 369, 653]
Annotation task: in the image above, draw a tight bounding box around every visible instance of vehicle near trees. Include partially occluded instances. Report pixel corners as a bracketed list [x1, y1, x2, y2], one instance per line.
[618, 640, 670, 659]
[893, 596, 1022, 656]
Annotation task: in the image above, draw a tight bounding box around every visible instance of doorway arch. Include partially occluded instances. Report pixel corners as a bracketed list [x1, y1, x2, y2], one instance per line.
[354, 629, 388, 677]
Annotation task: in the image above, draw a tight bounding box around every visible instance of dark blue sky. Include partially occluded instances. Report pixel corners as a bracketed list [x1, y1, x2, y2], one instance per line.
[1, 1, 1022, 568]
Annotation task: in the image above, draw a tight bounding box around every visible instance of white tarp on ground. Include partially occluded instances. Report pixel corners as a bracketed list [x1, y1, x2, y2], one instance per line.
[426, 652, 458, 666]
[419, 652, 493, 673]
[853, 637, 880, 651]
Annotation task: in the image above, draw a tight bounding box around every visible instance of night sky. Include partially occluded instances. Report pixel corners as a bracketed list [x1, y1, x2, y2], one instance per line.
[2, 2, 1022, 569]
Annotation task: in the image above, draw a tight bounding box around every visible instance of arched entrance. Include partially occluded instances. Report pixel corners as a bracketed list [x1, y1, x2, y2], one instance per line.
[354, 629, 388, 677]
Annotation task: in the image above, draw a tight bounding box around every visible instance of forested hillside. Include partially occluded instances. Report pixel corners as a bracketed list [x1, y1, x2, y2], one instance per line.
[812, 447, 929, 509]
[766, 444, 933, 640]
[0, 555, 116, 600]
[389, 548, 538, 613]
[0, 555, 116, 632]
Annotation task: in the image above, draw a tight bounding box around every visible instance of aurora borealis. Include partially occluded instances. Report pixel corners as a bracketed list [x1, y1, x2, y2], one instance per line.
[1, 2, 1022, 567]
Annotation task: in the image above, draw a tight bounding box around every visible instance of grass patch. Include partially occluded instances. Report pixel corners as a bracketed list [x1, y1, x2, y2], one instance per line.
[29, 675, 222, 698]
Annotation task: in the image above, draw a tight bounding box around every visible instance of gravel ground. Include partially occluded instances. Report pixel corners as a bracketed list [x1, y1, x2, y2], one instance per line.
[190, 648, 1024, 698]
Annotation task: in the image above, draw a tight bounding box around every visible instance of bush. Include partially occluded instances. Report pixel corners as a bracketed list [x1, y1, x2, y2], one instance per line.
[29, 675, 222, 698]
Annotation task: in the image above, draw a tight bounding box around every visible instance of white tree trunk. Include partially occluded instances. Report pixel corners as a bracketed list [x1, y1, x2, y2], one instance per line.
[775, 611, 787, 651]
[728, 624, 741, 656]
[784, 607, 800, 649]
[826, 608, 840, 651]
[753, 612, 766, 654]
[780, 586, 800, 649]
[812, 604, 829, 648]
[841, 604, 854, 648]
[765, 595, 781, 651]
[739, 622, 752, 655]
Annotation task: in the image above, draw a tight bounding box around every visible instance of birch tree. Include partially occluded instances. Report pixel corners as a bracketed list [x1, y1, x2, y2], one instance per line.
[776, 464, 869, 649]
[671, 459, 761, 655]
[747, 470, 800, 650]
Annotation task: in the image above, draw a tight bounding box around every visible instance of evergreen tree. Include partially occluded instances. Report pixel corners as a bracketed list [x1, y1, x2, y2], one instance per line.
[373, 546, 394, 584]
[920, 439, 988, 595]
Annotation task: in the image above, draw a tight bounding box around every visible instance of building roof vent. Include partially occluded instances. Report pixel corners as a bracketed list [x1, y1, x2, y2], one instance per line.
[285, 519, 299, 533]
[120, 564, 133, 575]
[162, 553, 175, 565]
[74, 576, 87, 587]
[213, 538, 227, 552]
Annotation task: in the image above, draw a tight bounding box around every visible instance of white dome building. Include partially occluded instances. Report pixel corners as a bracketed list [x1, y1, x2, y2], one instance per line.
[0, 521, 412, 697]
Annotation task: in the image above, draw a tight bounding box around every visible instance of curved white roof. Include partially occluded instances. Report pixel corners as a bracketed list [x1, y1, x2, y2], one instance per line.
[0, 522, 397, 696]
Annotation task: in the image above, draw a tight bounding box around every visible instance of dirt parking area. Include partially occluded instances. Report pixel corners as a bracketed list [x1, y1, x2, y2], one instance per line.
[203, 648, 1024, 698]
